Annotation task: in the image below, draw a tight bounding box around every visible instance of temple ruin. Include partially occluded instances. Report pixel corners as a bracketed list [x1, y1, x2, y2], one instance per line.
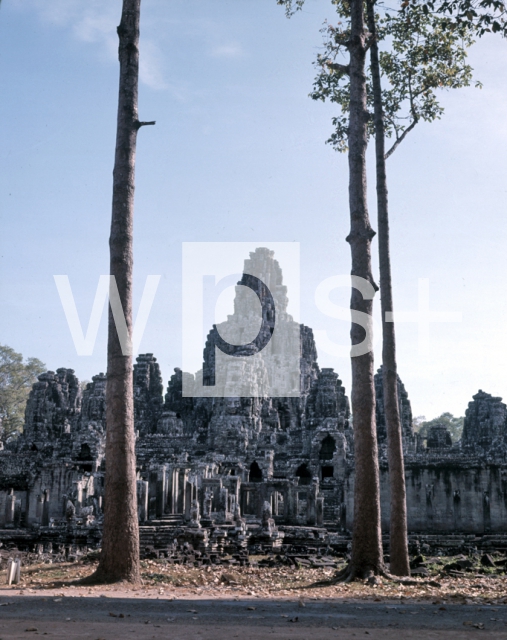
[1, 248, 507, 560]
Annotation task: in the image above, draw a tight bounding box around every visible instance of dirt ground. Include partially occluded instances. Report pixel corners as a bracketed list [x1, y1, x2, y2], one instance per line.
[0, 560, 506, 639]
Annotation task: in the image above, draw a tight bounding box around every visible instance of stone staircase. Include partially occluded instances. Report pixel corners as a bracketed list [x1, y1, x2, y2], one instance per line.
[139, 515, 185, 551]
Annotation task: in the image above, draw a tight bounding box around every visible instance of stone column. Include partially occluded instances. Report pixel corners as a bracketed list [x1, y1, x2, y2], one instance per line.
[307, 490, 316, 526]
[265, 450, 274, 479]
[72, 481, 83, 515]
[137, 480, 149, 522]
[36, 494, 44, 522]
[218, 486, 229, 522]
[316, 496, 324, 526]
[307, 478, 319, 526]
[184, 481, 193, 521]
[5, 489, 16, 526]
[179, 470, 189, 515]
[156, 466, 167, 519]
[14, 500, 22, 528]
[286, 482, 299, 524]
[272, 491, 279, 517]
[170, 468, 179, 514]
[42, 490, 50, 526]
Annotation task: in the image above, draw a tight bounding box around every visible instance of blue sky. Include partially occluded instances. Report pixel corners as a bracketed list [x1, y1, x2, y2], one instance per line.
[0, 0, 506, 419]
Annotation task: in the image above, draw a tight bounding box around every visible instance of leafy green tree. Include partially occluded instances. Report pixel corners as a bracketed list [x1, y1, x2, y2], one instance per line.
[0, 345, 45, 442]
[280, 0, 476, 579]
[310, 3, 477, 155]
[414, 412, 464, 442]
[310, 0, 476, 578]
[413, 0, 507, 35]
[280, 0, 385, 582]
[366, 0, 411, 577]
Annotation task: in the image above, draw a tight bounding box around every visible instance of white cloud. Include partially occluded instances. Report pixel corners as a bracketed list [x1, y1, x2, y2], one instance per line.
[11, 0, 167, 90]
[139, 39, 167, 91]
[210, 42, 244, 58]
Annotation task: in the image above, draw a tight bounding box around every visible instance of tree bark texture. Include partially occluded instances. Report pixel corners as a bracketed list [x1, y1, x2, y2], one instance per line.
[94, 0, 142, 583]
[346, 0, 384, 578]
[366, 0, 410, 577]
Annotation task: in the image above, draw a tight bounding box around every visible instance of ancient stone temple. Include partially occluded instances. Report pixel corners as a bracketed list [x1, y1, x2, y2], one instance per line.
[1, 248, 507, 558]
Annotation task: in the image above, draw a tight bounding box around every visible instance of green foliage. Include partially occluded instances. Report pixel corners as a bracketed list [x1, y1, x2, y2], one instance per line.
[276, 0, 305, 17]
[310, 2, 477, 154]
[413, 412, 465, 442]
[0, 345, 45, 442]
[412, 0, 507, 36]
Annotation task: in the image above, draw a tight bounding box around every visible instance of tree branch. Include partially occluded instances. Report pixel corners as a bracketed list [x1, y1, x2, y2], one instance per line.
[385, 117, 418, 158]
[134, 120, 156, 129]
[326, 61, 350, 75]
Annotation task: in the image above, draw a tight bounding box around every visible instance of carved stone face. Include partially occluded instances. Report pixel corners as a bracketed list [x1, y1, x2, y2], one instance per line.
[225, 398, 241, 415]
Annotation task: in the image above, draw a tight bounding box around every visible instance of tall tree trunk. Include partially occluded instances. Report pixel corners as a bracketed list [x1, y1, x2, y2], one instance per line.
[93, 0, 148, 583]
[346, 0, 384, 580]
[366, 0, 410, 577]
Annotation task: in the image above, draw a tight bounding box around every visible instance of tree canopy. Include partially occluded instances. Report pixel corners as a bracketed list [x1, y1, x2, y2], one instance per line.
[310, 2, 478, 156]
[413, 0, 507, 35]
[0, 345, 45, 443]
[413, 412, 465, 442]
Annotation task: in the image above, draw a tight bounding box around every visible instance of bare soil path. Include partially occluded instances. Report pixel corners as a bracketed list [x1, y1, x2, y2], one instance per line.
[1, 592, 507, 639]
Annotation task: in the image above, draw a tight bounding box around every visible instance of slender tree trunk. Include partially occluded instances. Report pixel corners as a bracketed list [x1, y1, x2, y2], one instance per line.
[346, 0, 384, 580]
[366, 0, 410, 577]
[93, 0, 147, 583]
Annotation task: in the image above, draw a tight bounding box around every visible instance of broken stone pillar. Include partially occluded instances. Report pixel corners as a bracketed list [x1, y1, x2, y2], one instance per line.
[6, 558, 21, 585]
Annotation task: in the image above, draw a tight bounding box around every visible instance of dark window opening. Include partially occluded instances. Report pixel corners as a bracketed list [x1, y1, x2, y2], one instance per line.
[319, 435, 336, 461]
[321, 465, 334, 479]
[296, 463, 312, 486]
[77, 443, 92, 460]
[249, 460, 263, 482]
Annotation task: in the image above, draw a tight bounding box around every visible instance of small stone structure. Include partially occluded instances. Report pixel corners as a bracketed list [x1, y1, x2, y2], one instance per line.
[1, 248, 506, 558]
